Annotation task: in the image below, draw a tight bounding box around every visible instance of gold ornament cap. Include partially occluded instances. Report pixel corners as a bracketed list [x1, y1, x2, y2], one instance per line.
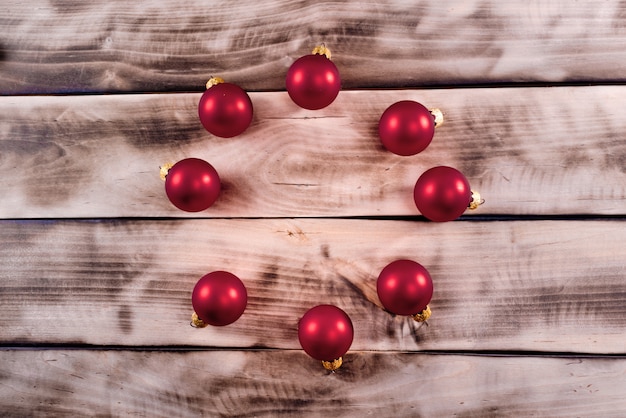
[322, 357, 343, 371]
[412, 305, 432, 322]
[190, 312, 209, 328]
[206, 76, 225, 89]
[430, 108, 444, 128]
[469, 190, 485, 210]
[160, 162, 174, 181]
[312, 45, 332, 59]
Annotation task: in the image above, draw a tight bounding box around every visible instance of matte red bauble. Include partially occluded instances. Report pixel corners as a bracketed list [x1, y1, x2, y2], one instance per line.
[414, 166, 471, 222]
[377, 260, 433, 320]
[298, 304, 353, 370]
[198, 78, 253, 138]
[378, 100, 437, 156]
[286, 46, 340, 110]
[191, 271, 247, 327]
[164, 158, 220, 212]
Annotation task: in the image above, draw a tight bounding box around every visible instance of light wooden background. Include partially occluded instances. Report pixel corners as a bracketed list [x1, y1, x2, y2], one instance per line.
[1, 1, 625, 416]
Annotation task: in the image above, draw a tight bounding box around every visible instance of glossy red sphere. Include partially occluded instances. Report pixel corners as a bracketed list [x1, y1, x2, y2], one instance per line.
[377, 260, 433, 316]
[198, 82, 253, 138]
[286, 54, 341, 110]
[378, 100, 435, 156]
[165, 158, 220, 212]
[414, 166, 471, 222]
[191, 271, 247, 326]
[298, 305, 353, 361]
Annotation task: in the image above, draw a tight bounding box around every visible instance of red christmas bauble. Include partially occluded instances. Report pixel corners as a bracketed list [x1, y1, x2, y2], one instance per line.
[298, 305, 353, 362]
[198, 82, 253, 138]
[191, 271, 247, 326]
[377, 260, 433, 316]
[414, 166, 471, 222]
[378, 100, 435, 156]
[286, 54, 340, 110]
[165, 158, 220, 212]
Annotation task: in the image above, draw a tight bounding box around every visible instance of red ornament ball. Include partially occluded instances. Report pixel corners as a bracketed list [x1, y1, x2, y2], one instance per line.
[191, 271, 248, 326]
[298, 305, 353, 362]
[414, 166, 471, 222]
[377, 260, 433, 316]
[165, 158, 220, 212]
[286, 54, 341, 110]
[378, 100, 435, 156]
[198, 82, 253, 138]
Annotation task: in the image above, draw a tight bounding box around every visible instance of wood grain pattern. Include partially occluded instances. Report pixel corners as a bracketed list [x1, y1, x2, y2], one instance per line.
[1, 86, 625, 218]
[1, 0, 626, 94]
[2, 2, 626, 415]
[1, 350, 624, 417]
[1, 219, 625, 353]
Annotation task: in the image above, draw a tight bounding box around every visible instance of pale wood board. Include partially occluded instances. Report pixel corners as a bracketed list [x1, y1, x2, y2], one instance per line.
[1, 218, 624, 353]
[1, 1, 626, 94]
[1, 86, 625, 218]
[0, 350, 624, 417]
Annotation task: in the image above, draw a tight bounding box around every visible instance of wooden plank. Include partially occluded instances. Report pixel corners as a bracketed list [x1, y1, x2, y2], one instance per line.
[0, 350, 624, 417]
[1, 1, 626, 94]
[1, 219, 625, 353]
[1, 86, 625, 218]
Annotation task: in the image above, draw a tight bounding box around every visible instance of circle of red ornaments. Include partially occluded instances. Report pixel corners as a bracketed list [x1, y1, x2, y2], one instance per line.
[192, 271, 248, 326]
[167, 45, 485, 371]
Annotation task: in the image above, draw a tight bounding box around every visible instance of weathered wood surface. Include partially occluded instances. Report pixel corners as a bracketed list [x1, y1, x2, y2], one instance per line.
[1, 85, 625, 218]
[2, 0, 626, 94]
[1, 350, 624, 417]
[2, 1, 626, 416]
[1, 219, 624, 353]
